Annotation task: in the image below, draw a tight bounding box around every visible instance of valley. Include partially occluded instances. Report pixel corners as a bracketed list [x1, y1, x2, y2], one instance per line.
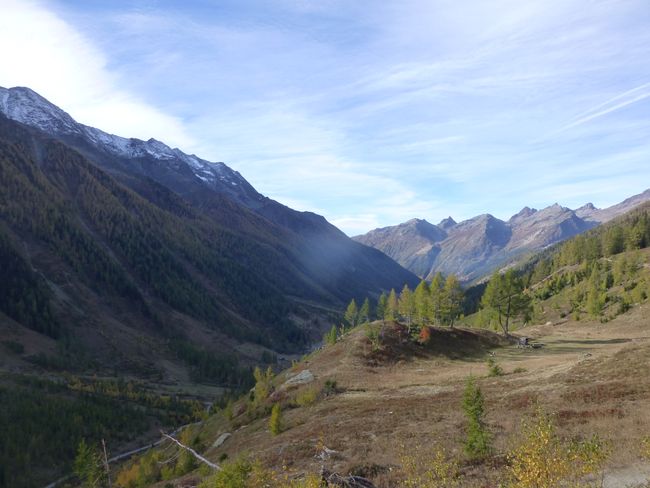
[0, 85, 649, 487]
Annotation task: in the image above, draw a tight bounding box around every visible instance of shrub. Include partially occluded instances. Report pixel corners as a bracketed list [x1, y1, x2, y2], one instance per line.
[253, 366, 274, 407]
[324, 325, 338, 346]
[364, 323, 382, 351]
[199, 456, 252, 488]
[507, 406, 609, 488]
[399, 444, 460, 488]
[641, 436, 650, 459]
[323, 379, 338, 396]
[486, 356, 504, 377]
[418, 326, 432, 344]
[200, 457, 324, 488]
[295, 387, 318, 407]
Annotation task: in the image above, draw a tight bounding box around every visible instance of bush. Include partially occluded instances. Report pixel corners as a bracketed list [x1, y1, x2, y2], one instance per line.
[324, 325, 338, 345]
[486, 356, 504, 377]
[641, 436, 650, 459]
[323, 379, 338, 396]
[295, 387, 318, 407]
[364, 323, 382, 351]
[200, 457, 324, 488]
[507, 406, 609, 488]
[418, 326, 432, 344]
[199, 456, 252, 488]
[399, 444, 460, 488]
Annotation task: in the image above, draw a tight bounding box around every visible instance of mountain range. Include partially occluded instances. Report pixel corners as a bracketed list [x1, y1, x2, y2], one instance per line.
[354, 189, 650, 283]
[0, 86, 418, 381]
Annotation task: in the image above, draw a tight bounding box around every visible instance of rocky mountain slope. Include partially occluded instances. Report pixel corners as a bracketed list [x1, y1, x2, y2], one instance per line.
[0, 86, 418, 383]
[354, 192, 650, 283]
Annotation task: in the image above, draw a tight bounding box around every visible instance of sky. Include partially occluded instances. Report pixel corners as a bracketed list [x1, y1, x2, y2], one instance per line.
[1, 0, 650, 235]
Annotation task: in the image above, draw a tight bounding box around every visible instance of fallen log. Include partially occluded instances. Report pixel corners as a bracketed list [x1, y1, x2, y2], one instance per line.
[160, 430, 220, 470]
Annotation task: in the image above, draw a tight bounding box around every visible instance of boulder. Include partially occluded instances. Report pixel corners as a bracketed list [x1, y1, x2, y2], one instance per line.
[282, 369, 315, 388]
[212, 433, 231, 448]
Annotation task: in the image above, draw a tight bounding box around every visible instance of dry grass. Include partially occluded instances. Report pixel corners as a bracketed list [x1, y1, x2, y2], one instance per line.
[182, 304, 650, 487]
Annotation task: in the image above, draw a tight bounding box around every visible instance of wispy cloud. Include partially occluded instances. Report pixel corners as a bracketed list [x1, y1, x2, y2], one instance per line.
[3, 0, 650, 234]
[558, 87, 650, 132]
[0, 0, 196, 149]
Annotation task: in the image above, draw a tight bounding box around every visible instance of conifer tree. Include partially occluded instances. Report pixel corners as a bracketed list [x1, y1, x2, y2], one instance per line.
[462, 376, 491, 459]
[586, 266, 605, 316]
[398, 284, 415, 332]
[324, 325, 338, 345]
[481, 270, 530, 335]
[73, 439, 105, 488]
[269, 403, 282, 435]
[414, 280, 431, 326]
[442, 274, 463, 327]
[359, 297, 371, 324]
[430, 272, 444, 324]
[387, 288, 399, 321]
[343, 298, 359, 327]
[377, 292, 388, 323]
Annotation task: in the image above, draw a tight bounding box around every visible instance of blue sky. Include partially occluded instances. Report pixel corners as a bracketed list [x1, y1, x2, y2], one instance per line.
[1, 0, 650, 235]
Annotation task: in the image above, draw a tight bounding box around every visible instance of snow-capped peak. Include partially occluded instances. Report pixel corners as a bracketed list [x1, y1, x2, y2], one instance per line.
[0, 86, 255, 196]
[0, 86, 81, 135]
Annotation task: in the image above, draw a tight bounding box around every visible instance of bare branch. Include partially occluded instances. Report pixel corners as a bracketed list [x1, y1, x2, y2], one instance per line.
[159, 431, 220, 470]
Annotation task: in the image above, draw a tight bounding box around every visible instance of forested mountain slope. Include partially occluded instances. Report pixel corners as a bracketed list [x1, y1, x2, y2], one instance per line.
[0, 110, 416, 382]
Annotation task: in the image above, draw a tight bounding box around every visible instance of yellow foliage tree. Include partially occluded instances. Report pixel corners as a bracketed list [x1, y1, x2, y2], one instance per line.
[507, 407, 609, 488]
[399, 444, 460, 488]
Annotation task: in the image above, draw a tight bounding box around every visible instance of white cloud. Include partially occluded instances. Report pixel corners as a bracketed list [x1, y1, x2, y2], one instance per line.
[0, 0, 196, 149]
[1, 0, 648, 236]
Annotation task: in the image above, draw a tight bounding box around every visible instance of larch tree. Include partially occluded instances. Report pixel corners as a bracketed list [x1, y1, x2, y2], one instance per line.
[414, 280, 431, 326]
[387, 288, 399, 321]
[398, 284, 416, 332]
[481, 270, 530, 336]
[442, 274, 463, 327]
[359, 297, 371, 324]
[377, 292, 388, 323]
[344, 298, 359, 328]
[430, 272, 445, 325]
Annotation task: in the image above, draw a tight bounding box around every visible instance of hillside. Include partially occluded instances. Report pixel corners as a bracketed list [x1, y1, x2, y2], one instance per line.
[101, 204, 650, 488]
[111, 273, 650, 488]
[0, 89, 415, 487]
[354, 193, 650, 283]
[0, 88, 419, 377]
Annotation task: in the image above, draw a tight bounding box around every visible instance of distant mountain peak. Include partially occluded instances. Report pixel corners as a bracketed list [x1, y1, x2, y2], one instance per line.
[438, 216, 457, 229]
[355, 190, 650, 284]
[404, 217, 427, 225]
[579, 202, 597, 211]
[509, 206, 538, 222]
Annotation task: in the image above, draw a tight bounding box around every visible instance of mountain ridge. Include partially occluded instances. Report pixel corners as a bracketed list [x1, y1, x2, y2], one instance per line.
[0, 86, 419, 385]
[354, 190, 650, 282]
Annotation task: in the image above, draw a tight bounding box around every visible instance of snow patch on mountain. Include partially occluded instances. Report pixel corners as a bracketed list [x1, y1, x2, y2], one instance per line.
[0, 85, 247, 190]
